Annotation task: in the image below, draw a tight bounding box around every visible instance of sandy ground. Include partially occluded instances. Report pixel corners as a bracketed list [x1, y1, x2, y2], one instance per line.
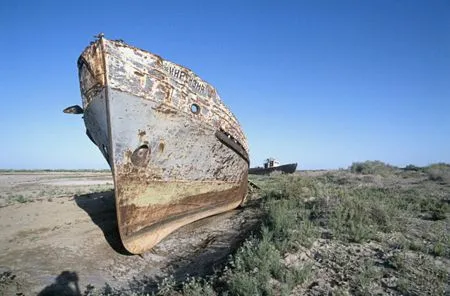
[0, 172, 260, 295]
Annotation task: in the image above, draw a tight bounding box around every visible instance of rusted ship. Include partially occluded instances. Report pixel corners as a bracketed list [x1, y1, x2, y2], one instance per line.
[248, 158, 297, 175]
[64, 35, 249, 254]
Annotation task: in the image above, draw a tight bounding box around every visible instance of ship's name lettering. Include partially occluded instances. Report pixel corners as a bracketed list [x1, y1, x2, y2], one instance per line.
[166, 65, 206, 94]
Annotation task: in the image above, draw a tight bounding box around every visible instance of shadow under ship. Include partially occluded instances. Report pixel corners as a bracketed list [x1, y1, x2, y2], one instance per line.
[64, 35, 249, 254]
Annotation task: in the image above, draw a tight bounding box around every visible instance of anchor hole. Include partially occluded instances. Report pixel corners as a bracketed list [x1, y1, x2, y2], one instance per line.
[131, 144, 151, 167]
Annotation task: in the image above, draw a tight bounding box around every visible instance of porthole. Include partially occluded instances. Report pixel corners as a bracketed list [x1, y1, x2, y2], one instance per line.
[191, 104, 200, 114]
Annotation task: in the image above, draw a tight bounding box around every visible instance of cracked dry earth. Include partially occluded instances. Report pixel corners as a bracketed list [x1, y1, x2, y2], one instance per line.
[0, 172, 261, 295]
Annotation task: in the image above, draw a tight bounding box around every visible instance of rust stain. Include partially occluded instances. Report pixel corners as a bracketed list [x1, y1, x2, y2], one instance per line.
[118, 173, 248, 241]
[152, 103, 178, 115]
[77, 41, 106, 107]
[158, 142, 165, 153]
[138, 129, 146, 142]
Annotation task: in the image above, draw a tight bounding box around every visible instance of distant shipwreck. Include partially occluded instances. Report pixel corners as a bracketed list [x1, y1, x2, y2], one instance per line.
[64, 35, 249, 254]
[248, 158, 297, 175]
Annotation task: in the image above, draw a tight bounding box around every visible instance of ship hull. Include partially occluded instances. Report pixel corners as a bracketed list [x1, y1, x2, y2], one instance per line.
[78, 38, 249, 254]
[248, 163, 297, 175]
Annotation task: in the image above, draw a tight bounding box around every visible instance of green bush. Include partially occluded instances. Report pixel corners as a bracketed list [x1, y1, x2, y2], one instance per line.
[182, 278, 216, 296]
[403, 164, 422, 172]
[423, 163, 450, 183]
[227, 230, 283, 295]
[14, 195, 28, 203]
[349, 161, 397, 176]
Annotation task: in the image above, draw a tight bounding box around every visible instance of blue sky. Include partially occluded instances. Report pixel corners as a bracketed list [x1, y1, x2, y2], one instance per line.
[0, 0, 448, 169]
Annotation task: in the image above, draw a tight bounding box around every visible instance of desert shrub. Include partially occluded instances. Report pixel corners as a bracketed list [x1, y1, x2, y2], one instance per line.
[262, 174, 401, 244]
[317, 172, 353, 185]
[227, 271, 260, 295]
[423, 163, 450, 183]
[14, 195, 28, 203]
[262, 175, 314, 200]
[227, 231, 312, 295]
[392, 253, 447, 295]
[330, 197, 376, 242]
[428, 228, 450, 258]
[260, 174, 343, 201]
[349, 161, 397, 176]
[265, 200, 298, 247]
[403, 164, 422, 172]
[225, 176, 320, 294]
[227, 230, 283, 295]
[264, 198, 318, 251]
[261, 175, 336, 250]
[182, 278, 216, 296]
[155, 275, 179, 296]
[284, 264, 312, 288]
[353, 260, 381, 295]
[418, 198, 448, 220]
[327, 186, 406, 242]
